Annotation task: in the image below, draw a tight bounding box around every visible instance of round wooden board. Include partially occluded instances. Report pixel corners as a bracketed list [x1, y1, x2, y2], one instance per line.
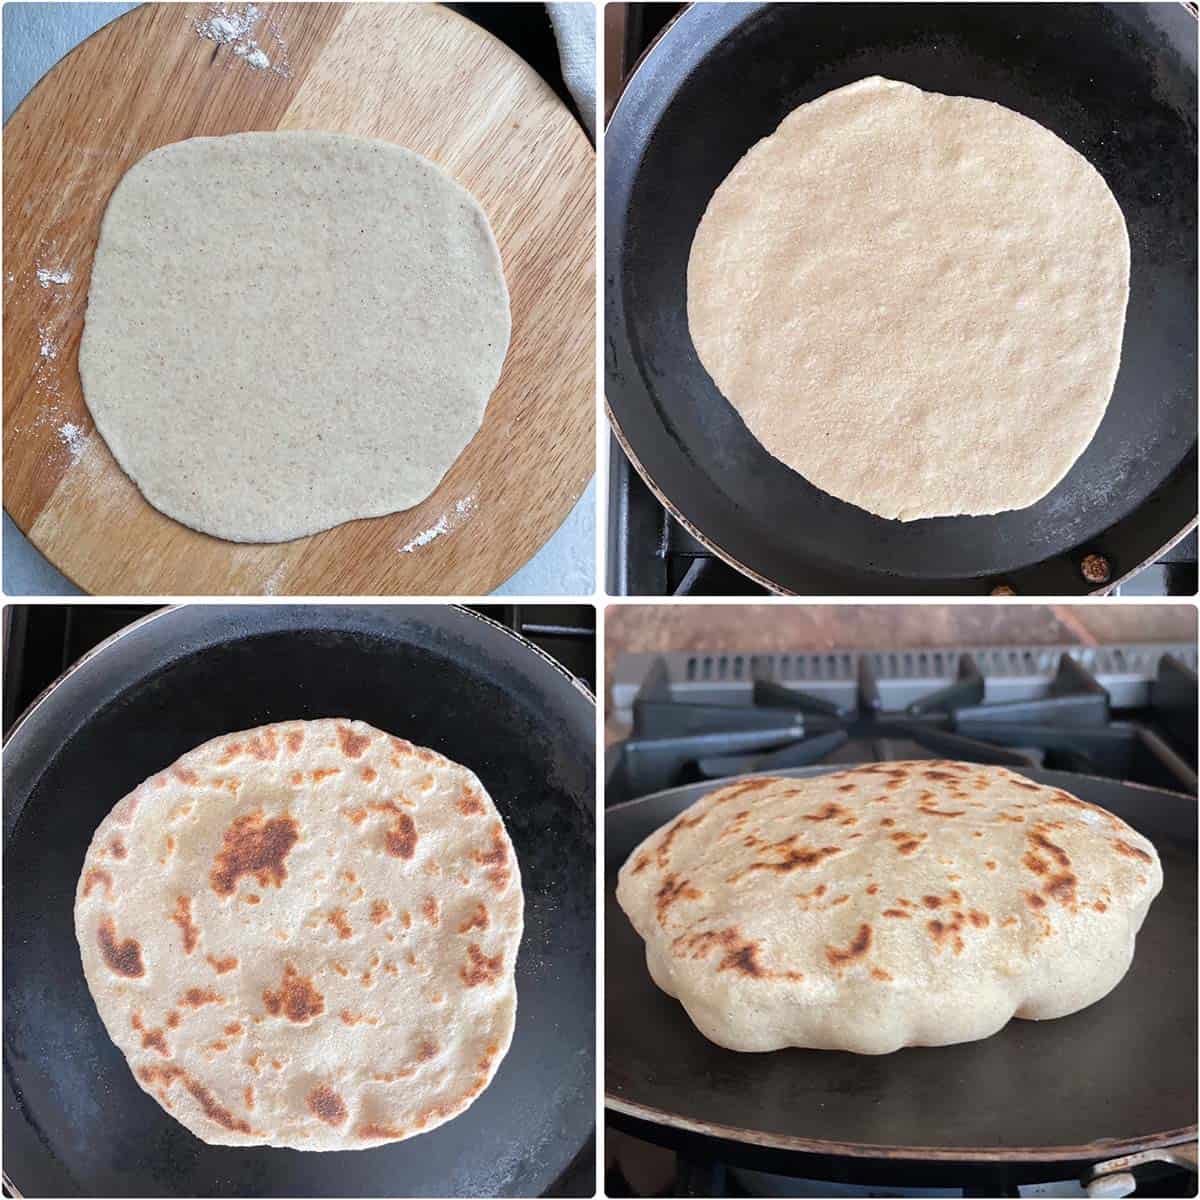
[3, 2, 594, 595]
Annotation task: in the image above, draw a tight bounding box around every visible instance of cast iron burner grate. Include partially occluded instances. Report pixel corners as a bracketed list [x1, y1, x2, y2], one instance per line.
[607, 645, 1197, 804]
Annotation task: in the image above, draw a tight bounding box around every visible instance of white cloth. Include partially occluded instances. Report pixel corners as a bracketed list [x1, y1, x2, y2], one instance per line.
[547, 3, 596, 139]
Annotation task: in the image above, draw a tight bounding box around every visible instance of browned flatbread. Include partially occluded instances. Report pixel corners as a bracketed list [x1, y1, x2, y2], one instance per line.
[75, 719, 522, 1148]
[617, 762, 1161, 1054]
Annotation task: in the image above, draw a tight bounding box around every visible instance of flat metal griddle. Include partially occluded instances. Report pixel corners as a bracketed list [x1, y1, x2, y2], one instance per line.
[3, 606, 595, 1197]
[605, 2, 1198, 594]
[605, 766, 1197, 1173]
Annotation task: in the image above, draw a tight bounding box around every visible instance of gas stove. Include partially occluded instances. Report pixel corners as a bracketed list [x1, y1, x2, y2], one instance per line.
[605, 639, 1197, 1197]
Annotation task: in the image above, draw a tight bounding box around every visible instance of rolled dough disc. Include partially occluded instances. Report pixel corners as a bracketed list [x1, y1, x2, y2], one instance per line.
[687, 77, 1130, 522]
[79, 132, 511, 543]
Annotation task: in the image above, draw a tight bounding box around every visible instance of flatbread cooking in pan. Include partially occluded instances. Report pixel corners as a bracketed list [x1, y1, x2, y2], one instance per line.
[75, 718, 522, 1150]
[617, 762, 1161, 1054]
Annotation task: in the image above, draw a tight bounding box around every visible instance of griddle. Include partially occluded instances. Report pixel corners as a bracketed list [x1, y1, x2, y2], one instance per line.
[605, 766, 1197, 1182]
[3, 605, 595, 1197]
[605, 2, 1198, 595]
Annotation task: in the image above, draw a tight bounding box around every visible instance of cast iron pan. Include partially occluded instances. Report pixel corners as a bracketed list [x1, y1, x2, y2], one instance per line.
[605, 766, 1197, 1174]
[3, 606, 595, 1197]
[605, 3, 1199, 594]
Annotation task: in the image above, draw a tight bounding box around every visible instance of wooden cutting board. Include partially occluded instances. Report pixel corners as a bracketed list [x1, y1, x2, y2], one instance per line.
[3, 2, 594, 596]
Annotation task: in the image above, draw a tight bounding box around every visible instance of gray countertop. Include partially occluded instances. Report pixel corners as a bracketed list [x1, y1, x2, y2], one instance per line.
[2, 2, 595, 597]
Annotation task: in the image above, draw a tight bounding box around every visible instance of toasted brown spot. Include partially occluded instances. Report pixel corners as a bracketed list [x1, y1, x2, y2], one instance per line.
[473, 823, 511, 891]
[97, 916, 145, 978]
[880, 817, 896, 827]
[871, 967, 894, 982]
[740, 843, 841, 878]
[83, 868, 113, 898]
[1044, 873, 1077, 906]
[210, 811, 299, 898]
[207, 1040, 230, 1053]
[328, 909, 353, 940]
[223, 1022, 243, 1036]
[926, 913, 966, 954]
[968, 909, 990, 928]
[206, 953, 238, 974]
[338, 725, 371, 759]
[243, 1084, 255, 1109]
[1112, 839, 1153, 864]
[422, 896, 440, 927]
[1001, 915, 1019, 927]
[343, 807, 368, 825]
[805, 802, 845, 822]
[836, 783, 856, 793]
[825, 923, 872, 968]
[1030, 829, 1071, 869]
[458, 902, 489, 933]
[369, 802, 418, 859]
[180, 987, 221, 1008]
[461, 943, 503, 987]
[308, 1084, 348, 1125]
[456, 785, 486, 816]
[360, 766, 378, 783]
[985, 860, 997, 871]
[172, 896, 199, 954]
[310, 768, 340, 784]
[881, 908, 910, 918]
[263, 964, 324, 1022]
[109, 835, 128, 859]
[285, 730, 304, 754]
[131, 1012, 169, 1057]
[919, 807, 966, 818]
[1025, 891, 1047, 910]
[1094, 900, 1108, 913]
[166, 1010, 181, 1029]
[357, 1121, 406, 1140]
[370, 899, 392, 925]
[891, 831, 926, 856]
[138, 1064, 253, 1133]
[173, 766, 199, 785]
[655, 873, 702, 922]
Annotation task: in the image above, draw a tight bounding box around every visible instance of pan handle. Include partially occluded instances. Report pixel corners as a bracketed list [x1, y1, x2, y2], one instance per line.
[1085, 1143, 1197, 1197]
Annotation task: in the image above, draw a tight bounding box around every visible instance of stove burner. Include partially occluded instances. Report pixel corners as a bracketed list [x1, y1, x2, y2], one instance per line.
[609, 649, 1197, 804]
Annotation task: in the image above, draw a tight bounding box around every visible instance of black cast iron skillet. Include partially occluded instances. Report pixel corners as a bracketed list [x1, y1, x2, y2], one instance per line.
[605, 766, 1197, 1181]
[3, 606, 595, 1198]
[605, 3, 1199, 595]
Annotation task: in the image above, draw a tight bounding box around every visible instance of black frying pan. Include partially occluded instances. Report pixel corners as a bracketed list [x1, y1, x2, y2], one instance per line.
[3, 606, 595, 1197]
[605, 3, 1198, 595]
[605, 766, 1197, 1177]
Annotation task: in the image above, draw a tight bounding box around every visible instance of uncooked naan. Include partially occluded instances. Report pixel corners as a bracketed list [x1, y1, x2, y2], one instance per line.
[79, 132, 510, 542]
[687, 77, 1130, 521]
[74, 719, 523, 1149]
[617, 763, 1161, 1054]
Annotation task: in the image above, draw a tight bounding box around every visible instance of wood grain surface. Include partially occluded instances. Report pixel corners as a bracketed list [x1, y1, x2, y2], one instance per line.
[3, 3, 594, 595]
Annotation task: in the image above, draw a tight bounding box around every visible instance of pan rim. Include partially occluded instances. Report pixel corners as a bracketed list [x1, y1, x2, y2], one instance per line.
[605, 761, 1197, 1159]
[2, 603, 595, 757]
[604, 1, 1199, 595]
[602, 1095, 1198, 1164]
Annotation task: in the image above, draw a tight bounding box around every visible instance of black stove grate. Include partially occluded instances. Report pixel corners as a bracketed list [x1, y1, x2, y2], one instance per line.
[608, 648, 1197, 804]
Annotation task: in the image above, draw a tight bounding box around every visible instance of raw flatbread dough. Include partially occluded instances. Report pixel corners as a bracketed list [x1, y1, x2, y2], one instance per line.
[74, 719, 523, 1149]
[79, 132, 510, 542]
[687, 77, 1130, 521]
